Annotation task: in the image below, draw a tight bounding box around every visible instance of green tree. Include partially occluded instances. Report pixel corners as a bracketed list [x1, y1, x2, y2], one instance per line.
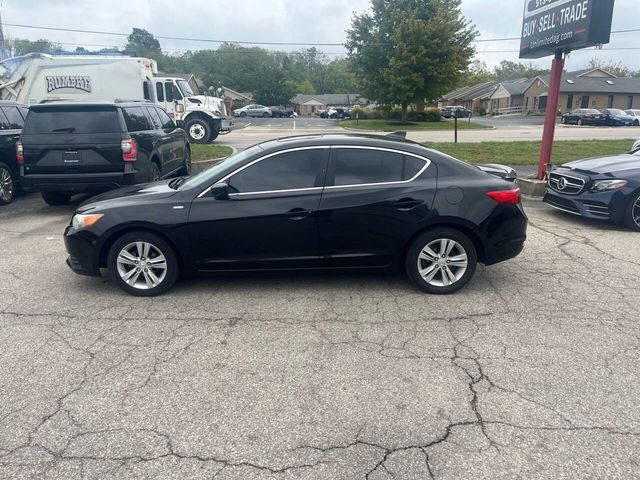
[465, 59, 496, 85]
[493, 60, 549, 80]
[125, 28, 162, 57]
[346, 0, 476, 122]
[585, 58, 630, 77]
[9, 38, 61, 56]
[253, 64, 296, 105]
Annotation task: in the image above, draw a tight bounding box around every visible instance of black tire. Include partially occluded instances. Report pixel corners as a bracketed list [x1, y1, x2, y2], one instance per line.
[240, 112, 247, 118]
[0, 163, 16, 205]
[405, 228, 478, 294]
[185, 118, 211, 144]
[178, 147, 191, 176]
[262, 112, 269, 118]
[561, 117, 566, 124]
[107, 230, 178, 296]
[634, 120, 639, 126]
[41, 191, 71, 206]
[624, 191, 640, 232]
[149, 162, 161, 182]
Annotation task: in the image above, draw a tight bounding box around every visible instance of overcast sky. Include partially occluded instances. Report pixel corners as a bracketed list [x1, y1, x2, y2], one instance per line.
[3, 0, 639, 72]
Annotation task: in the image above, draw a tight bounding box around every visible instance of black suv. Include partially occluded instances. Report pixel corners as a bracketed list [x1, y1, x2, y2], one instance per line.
[0, 101, 29, 205]
[19, 102, 191, 205]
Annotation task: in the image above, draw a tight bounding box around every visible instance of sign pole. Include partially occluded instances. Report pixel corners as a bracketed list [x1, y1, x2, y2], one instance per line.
[537, 49, 565, 180]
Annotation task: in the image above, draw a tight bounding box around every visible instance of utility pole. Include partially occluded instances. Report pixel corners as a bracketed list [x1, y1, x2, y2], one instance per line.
[0, 2, 7, 61]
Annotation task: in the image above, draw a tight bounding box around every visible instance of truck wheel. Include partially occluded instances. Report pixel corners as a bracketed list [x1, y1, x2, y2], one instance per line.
[41, 192, 71, 206]
[0, 163, 16, 205]
[185, 119, 211, 144]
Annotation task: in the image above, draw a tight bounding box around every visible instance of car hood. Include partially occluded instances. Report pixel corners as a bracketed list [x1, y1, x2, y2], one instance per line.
[562, 154, 640, 175]
[77, 180, 179, 213]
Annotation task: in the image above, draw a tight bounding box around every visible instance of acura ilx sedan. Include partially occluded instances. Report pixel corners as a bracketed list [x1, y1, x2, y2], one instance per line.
[64, 134, 528, 296]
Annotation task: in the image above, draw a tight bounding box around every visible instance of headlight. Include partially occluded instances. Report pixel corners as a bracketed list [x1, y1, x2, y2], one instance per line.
[72, 213, 104, 229]
[590, 180, 628, 192]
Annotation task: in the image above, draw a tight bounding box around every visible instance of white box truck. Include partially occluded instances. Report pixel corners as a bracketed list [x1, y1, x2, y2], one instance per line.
[0, 53, 231, 143]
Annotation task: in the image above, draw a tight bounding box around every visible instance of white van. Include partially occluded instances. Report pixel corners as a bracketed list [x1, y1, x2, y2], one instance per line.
[0, 53, 230, 143]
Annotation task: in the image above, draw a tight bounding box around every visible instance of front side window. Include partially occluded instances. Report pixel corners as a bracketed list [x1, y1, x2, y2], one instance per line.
[122, 107, 151, 132]
[155, 108, 175, 129]
[165, 82, 175, 102]
[145, 107, 163, 129]
[0, 107, 24, 129]
[156, 82, 165, 102]
[333, 148, 425, 186]
[228, 149, 326, 193]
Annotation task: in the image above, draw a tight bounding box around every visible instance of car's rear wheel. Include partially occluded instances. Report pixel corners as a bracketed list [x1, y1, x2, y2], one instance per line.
[41, 191, 71, 206]
[634, 120, 639, 126]
[406, 228, 478, 294]
[149, 162, 161, 182]
[178, 148, 191, 176]
[624, 191, 640, 232]
[262, 112, 269, 118]
[108, 231, 178, 296]
[0, 163, 16, 205]
[185, 119, 211, 144]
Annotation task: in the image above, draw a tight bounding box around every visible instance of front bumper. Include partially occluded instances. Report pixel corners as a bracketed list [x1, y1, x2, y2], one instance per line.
[21, 171, 136, 193]
[64, 226, 101, 276]
[543, 189, 625, 222]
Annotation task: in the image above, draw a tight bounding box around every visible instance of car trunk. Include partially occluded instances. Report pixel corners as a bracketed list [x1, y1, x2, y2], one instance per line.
[21, 107, 125, 175]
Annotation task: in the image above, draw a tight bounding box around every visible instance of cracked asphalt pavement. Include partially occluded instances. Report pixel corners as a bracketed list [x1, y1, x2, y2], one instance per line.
[1, 195, 639, 479]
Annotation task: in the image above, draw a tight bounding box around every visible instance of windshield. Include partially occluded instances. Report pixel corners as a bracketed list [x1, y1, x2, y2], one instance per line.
[177, 80, 195, 97]
[180, 145, 263, 191]
[0, 57, 23, 80]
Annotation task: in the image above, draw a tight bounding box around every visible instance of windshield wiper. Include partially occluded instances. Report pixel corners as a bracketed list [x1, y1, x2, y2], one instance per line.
[51, 127, 76, 133]
[169, 177, 185, 189]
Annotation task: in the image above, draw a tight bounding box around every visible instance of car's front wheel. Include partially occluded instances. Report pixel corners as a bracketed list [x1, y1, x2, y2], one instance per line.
[41, 191, 71, 206]
[405, 228, 478, 294]
[624, 191, 640, 232]
[108, 231, 178, 296]
[0, 163, 16, 205]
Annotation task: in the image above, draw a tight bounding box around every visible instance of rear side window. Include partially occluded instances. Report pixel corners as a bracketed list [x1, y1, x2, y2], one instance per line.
[122, 107, 151, 132]
[228, 149, 326, 193]
[23, 108, 121, 134]
[1, 107, 25, 129]
[333, 148, 425, 186]
[0, 109, 10, 130]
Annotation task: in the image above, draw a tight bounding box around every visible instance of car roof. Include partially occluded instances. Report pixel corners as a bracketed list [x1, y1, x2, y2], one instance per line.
[257, 133, 431, 156]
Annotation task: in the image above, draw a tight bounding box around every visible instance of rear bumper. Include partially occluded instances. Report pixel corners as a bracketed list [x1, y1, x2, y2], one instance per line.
[481, 204, 528, 266]
[21, 171, 136, 193]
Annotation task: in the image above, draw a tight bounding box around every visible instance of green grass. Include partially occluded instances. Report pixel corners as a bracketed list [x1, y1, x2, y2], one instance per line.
[191, 144, 234, 162]
[340, 119, 487, 131]
[425, 139, 636, 166]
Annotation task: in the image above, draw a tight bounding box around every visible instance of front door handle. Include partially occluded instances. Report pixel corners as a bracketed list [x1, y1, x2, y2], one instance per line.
[392, 198, 424, 210]
[286, 208, 312, 220]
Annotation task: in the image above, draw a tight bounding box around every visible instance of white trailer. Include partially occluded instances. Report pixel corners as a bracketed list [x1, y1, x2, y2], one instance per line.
[0, 53, 231, 143]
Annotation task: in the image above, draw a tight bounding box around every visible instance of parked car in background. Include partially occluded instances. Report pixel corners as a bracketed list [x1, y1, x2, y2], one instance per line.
[233, 105, 272, 118]
[0, 101, 28, 205]
[601, 109, 635, 126]
[328, 107, 351, 119]
[63, 133, 527, 296]
[544, 149, 640, 231]
[560, 109, 606, 126]
[624, 109, 640, 126]
[269, 106, 296, 118]
[442, 106, 471, 119]
[19, 102, 190, 206]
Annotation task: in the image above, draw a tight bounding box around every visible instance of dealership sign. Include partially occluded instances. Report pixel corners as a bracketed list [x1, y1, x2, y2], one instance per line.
[520, 0, 615, 59]
[45, 76, 92, 94]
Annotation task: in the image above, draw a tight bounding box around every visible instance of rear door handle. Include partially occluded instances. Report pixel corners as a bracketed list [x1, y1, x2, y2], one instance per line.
[392, 198, 424, 210]
[286, 208, 312, 220]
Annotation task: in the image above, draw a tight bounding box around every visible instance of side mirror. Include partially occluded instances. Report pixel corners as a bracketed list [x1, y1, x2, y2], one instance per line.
[210, 182, 229, 200]
[216, 87, 223, 97]
[175, 119, 185, 129]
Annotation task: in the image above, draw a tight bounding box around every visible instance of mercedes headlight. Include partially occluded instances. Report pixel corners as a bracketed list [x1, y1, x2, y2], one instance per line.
[590, 180, 628, 192]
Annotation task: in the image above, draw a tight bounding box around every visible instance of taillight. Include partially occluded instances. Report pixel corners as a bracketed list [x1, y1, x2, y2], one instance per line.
[16, 141, 24, 165]
[487, 188, 521, 205]
[121, 138, 138, 162]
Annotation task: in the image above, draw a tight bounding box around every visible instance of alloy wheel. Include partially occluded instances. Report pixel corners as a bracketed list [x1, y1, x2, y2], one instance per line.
[116, 241, 168, 290]
[634, 197, 640, 228]
[416, 238, 469, 287]
[0, 167, 14, 203]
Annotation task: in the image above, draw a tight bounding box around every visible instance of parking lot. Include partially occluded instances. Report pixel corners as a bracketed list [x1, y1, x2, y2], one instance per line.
[1, 180, 640, 478]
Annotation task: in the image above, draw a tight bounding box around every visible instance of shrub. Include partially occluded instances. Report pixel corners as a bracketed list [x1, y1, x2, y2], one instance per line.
[476, 107, 487, 117]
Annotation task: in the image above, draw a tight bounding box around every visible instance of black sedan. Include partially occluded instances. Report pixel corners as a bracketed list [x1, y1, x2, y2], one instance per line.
[601, 109, 636, 126]
[560, 109, 606, 126]
[543, 147, 640, 230]
[64, 134, 528, 296]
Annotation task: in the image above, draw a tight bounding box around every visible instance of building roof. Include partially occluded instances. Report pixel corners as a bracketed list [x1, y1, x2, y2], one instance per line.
[223, 86, 253, 101]
[530, 70, 640, 95]
[442, 81, 498, 102]
[292, 93, 368, 106]
[501, 78, 532, 96]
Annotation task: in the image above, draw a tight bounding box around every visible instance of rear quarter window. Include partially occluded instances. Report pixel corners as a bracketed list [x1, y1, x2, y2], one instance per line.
[1, 106, 25, 129]
[333, 148, 426, 186]
[23, 108, 121, 134]
[122, 107, 151, 132]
